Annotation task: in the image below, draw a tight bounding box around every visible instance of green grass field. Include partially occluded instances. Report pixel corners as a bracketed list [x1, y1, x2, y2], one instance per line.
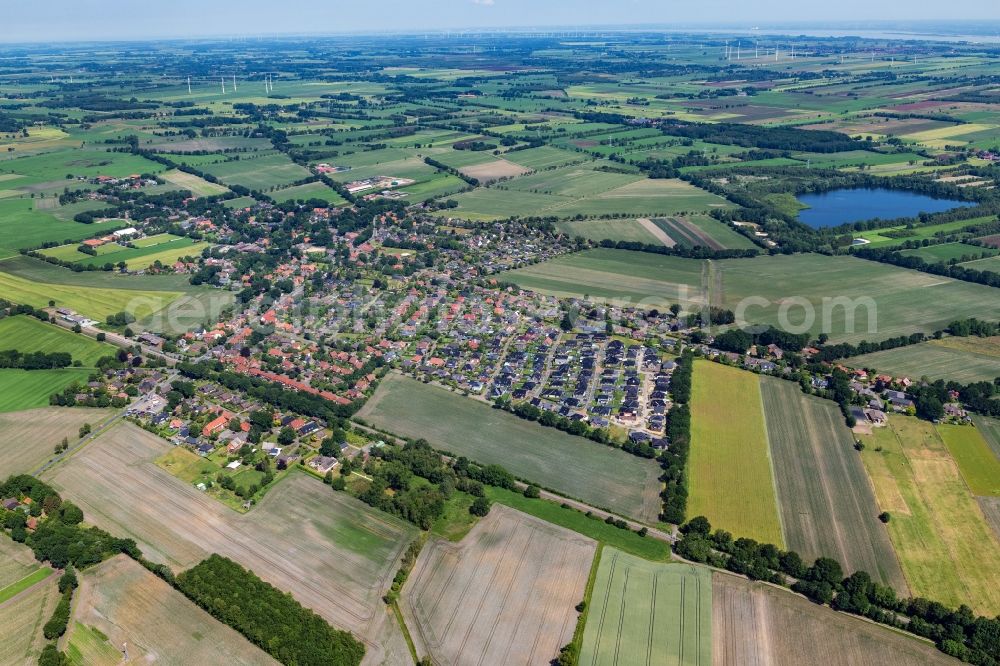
[974, 415, 1000, 462]
[0, 199, 126, 258]
[201, 152, 311, 190]
[938, 423, 1000, 497]
[0, 368, 92, 412]
[485, 487, 671, 561]
[689, 362, 784, 546]
[0, 270, 182, 322]
[502, 250, 1000, 343]
[0, 568, 51, 604]
[760, 377, 906, 590]
[356, 373, 663, 522]
[860, 416, 1000, 615]
[0, 315, 115, 365]
[40, 235, 209, 270]
[444, 175, 730, 221]
[270, 181, 348, 205]
[849, 337, 1000, 383]
[554, 218, 664, 245]
[160, 169, 230, 196]
[578, 549, 712, 666]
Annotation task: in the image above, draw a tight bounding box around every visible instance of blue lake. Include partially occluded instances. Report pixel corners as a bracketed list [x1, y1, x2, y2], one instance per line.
[796, 188, 973, 228]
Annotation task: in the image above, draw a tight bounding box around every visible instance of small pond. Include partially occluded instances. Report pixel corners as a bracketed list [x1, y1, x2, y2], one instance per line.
[796, 188, 973, 228]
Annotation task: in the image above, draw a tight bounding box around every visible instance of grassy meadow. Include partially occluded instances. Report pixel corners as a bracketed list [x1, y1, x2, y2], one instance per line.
[688, 361, 784, 546]
[859, 416, 1000, 615]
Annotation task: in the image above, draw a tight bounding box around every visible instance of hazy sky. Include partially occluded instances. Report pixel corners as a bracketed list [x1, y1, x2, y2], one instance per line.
[3, 0, 998, 43]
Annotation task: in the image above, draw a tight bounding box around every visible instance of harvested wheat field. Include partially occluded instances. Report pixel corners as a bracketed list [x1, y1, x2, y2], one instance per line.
[65, 555, 276, 665]
[712, 572, 956, 666]
[459, 159, 531, 183]
[42, 422, 417, 665]
[402, 504, 596, 666]
[0, 573, 58, 666]
[0, 407, 115, 475]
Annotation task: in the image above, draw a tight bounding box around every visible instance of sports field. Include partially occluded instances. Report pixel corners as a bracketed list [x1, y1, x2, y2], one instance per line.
[688, 362, 784, 546]
[355, 373, 663, 522]
[859, 416, 1000, 615]
[0, 315, 115, 366]
[938, 423, 1000, 496]
[65, 555, 276, 665]
[713, 572, 955, 665]
[578, 550, 711, 666]
[403, 506, 596, 666]
[760, 378, 906, 591]
[42, 422, 416, 663]
[849, 337, 1000, 383]
[0, 407, 115, 474]
[0, 368, 92, 413]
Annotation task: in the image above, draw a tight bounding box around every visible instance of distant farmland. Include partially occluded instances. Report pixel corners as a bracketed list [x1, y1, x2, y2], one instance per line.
[578, 550, 711, 666]
[860, 416, 1000, 615]
[688, 362, 784, 546]
[761, 378, 907, 592]
[403, 506, 595, 666]
[356, 373, 663, 522]
[0, 315, 115, 366]
[501, 250, 1000, 343]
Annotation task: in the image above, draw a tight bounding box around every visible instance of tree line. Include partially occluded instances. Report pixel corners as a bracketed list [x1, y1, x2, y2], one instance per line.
[853, 246, 1000, 289]
[674, 516, 1000, 665]
[660, 350, 693, 524]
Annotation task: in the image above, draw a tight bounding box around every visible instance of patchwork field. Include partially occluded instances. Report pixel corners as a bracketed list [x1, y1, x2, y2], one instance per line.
[0, 368, 93, 413]
[0, 538, 46, 593]
[65, 555, 276, 665]
[849, 337, 1000, 383]
[760, 378, 906, 591]
[859, 416, 1000, 615]
[355, 373, 663, 522]
[578, 550, 711, 666]
[712, 572, 955, 666]
[502, 250, 1000, 343]
[0, 315, 115, 366]
[402, 505, 595, 666]
[554, 218, 666, 245]
[0, 407, 115, 474]
[688, 362, 784, 546]
[40, 234, 210, 271]
[42, 422, 417, 663]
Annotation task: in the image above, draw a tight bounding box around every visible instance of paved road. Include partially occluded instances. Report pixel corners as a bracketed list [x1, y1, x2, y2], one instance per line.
[46, 313, 179, 367]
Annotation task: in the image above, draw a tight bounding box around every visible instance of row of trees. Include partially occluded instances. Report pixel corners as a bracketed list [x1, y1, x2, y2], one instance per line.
[854, 246, 1000, 288]
[711, 325, 811, 355]
[660, 351, 693, 524]
[595, 238, 759, 259]
[674, 516, 1000, 665]
[0, 349, 73, 370]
